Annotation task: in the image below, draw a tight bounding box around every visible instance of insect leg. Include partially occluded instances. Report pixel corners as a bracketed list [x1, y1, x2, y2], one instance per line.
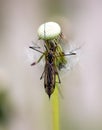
[31, 54, 44, 66]
[31, 41, 41, 48]
[40, 71, 45, 80]
[40, 66, 46, 80]
[64, 52, 76, 56]
[56, 72, 61, 84]
[63, 44, 83, 56]
[29, 46, 44, 54]
[56, 52, 76, 58]
[54, 67, 61, 83]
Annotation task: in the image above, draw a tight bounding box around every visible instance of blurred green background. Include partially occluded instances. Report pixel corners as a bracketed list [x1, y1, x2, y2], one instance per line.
[0, 0, 102, 130]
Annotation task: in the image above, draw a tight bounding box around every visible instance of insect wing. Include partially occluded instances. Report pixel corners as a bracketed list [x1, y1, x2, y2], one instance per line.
[44, 62, 56, 98]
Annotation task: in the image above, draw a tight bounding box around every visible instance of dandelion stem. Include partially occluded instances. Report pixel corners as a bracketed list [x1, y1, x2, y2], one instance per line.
[51, 77, 60, 130]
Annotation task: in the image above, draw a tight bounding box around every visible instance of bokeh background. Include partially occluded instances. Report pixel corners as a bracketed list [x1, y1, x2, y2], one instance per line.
[0, 0, 102, 130]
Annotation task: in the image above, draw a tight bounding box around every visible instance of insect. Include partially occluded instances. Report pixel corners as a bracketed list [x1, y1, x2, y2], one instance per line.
[30, 43, 60, 98]
[29, 44, 76, 98]
[29, 22, 76, 98]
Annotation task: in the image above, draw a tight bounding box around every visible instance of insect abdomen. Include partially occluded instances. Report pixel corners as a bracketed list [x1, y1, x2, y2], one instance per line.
[44, 63, 55, 98]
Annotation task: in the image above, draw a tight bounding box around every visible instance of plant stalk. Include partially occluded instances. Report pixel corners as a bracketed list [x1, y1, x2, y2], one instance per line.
[51, 78, 60, 130]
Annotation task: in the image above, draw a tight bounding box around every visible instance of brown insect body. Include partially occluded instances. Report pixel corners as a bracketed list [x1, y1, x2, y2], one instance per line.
[29, 39, 76, 98]
[44, 50, 56, 98]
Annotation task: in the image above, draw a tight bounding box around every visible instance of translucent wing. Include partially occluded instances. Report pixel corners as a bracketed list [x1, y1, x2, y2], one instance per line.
[58, 38, 81, 72]
[25, 40, 45, 66]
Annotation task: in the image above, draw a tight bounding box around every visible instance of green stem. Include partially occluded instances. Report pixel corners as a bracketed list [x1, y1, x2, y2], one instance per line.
[51, 79, 60, 130]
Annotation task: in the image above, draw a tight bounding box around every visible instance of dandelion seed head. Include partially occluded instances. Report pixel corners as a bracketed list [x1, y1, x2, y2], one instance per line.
[38, 22, 61, 40]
